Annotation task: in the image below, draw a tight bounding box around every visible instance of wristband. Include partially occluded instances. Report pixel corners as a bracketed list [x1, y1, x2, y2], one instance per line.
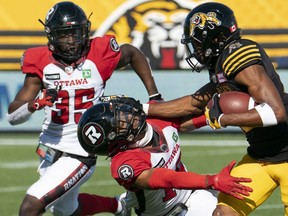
[142, 103, 149, 115]
[218, 113, 225, 128]
[149, 93, 161, 99]
[192, 115, 207, 129]
[149, 93, 162, 101]
[254, 103, 277, 127]
[7, 103, 32, 125]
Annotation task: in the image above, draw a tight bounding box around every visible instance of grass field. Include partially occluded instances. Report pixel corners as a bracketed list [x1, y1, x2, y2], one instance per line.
[0, 132, 284, 216]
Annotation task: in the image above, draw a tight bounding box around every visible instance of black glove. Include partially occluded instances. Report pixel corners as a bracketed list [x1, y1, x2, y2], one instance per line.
[33, 88, 58, 111]
[205, 93, 224, 129]
[116, 97, 143, 111]
[46, 88, 58, 103]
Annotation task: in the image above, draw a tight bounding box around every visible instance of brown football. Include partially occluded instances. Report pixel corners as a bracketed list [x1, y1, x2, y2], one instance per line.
[208, 91, 256, 114]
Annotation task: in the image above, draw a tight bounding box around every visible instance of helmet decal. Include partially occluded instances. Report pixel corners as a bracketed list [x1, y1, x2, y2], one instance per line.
[190, 12, 221, 36]
[82, 122, 105, 146]
[45, 6, 56, 22]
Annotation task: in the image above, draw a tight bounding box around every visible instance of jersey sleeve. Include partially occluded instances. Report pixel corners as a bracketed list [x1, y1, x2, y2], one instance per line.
[147, 116, 182, 131]
[219, 39, 263, 78]
[21, 46, 50, 79]
[87, 35, 121, 81]
[111, 149, 152, 191]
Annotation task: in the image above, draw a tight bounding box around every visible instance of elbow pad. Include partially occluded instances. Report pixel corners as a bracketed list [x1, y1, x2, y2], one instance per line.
[7, 103, 32, 125]
[254, 103, 277, 127]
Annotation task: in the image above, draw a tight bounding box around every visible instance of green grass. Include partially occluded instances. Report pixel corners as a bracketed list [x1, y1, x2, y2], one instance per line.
[0, 133, 283, 216]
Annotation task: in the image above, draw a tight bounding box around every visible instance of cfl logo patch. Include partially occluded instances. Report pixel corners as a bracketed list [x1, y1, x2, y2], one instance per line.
[110, 38, 120, 52]
[118, 165, 134, 180]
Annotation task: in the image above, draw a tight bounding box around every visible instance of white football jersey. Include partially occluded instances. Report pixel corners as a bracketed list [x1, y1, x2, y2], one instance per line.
[21, 35, 121, 156]
[111, 118, 193, 216]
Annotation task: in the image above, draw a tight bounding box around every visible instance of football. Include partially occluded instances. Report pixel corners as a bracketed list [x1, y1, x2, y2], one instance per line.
[208, 91, 256, 114]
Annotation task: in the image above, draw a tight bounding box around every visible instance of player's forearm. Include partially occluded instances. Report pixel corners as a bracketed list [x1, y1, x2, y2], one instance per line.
[147, 95, 202, 117]
[148, 168, 207, 189]
[7, 102, 33, 125]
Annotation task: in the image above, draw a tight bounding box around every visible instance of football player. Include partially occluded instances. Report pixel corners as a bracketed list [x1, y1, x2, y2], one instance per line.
[77, 99, 252, 216]
[7, 2, 161, 216]
[139, 2, 288, 216]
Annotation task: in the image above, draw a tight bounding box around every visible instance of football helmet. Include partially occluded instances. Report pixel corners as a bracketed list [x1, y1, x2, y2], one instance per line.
[77, 100, 147, 156]
[42, 2, 91, 62]
[181, 2, 241, 72]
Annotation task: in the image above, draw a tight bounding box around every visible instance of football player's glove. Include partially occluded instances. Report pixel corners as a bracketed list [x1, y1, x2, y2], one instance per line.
[205, 93, 224, 129]
[206, 160, 253, 200]
[33, 88, 58, 111]
[116, 97, 143, 112]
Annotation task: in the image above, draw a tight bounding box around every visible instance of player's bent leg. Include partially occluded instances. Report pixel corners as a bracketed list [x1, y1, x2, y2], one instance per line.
[272, 161, 288, 216]
[185, 189, 218, 215]
[212, 205, 240, 216]
[215, 154, 278, 216]
[24, 156, 95, 216]
[19, 194, 46, 216]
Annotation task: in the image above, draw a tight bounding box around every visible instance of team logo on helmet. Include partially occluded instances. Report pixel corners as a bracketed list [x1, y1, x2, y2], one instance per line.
[45, 6, 56, 22]
[190, 12, 221, 36]
[118, 164, 134, 180]
[82, 122, 105, 147]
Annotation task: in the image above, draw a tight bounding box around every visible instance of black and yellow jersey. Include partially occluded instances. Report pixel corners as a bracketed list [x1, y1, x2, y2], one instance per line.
[211, 38, 288, 162]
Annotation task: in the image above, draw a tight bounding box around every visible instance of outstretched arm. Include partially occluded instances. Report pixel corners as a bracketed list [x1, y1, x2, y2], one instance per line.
[134, 160, 252, 200]
[146, 81, 216, 117]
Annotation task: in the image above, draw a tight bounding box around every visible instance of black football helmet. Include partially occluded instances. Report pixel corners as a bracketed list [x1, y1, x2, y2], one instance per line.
[42, 2, 91, 62]
[77, 100, 147, 157]
[181, 2, 241, 72]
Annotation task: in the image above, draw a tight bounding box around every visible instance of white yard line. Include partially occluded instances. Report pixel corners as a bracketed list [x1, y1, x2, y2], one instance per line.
[0, 138, 247, 146]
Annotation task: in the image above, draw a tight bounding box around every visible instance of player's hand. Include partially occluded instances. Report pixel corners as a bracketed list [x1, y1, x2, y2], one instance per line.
[117, 97, 143, 111]
[205, 93, 224, 129]
[206, 160, 253, 200]
[100, 95, 144, 112]
[33, 88, 58, 111]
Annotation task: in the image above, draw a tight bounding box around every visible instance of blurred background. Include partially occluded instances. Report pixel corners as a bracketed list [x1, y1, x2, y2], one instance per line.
[1, 0, 288, 132]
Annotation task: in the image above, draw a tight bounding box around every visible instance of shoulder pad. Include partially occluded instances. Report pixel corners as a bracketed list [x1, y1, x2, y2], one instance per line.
[219, 39, 262, 77]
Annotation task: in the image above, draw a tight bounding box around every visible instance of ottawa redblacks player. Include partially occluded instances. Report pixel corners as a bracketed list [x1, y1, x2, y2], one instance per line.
[77, 99, 252, 216]
[141, 2, 288, 216]
[7, 1, 160, 216]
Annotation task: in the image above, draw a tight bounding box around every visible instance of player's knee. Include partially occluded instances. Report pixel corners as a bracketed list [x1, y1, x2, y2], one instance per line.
[212, 205, 239, 216]
[19, 195, 45, 216]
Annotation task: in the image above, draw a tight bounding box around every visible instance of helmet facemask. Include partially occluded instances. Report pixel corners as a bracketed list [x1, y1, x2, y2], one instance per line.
[77, 100, 147, 157]
[46, 23, 91, 62]
[108, 102, 147, 155]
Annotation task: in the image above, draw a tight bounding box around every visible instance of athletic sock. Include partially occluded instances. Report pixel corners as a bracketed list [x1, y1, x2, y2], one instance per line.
[78, 193, 118, 215]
